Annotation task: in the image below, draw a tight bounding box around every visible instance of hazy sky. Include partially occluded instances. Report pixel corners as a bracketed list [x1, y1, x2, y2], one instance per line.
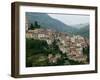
[48, 13, 90, 26]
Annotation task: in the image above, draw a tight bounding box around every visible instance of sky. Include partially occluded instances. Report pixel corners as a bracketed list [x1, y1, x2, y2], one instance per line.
[48, 13, 90, 26]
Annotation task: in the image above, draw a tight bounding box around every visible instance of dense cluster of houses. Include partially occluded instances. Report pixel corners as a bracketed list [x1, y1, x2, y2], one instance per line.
[26, 28, 89, 63]
[25, 16, 90, 65]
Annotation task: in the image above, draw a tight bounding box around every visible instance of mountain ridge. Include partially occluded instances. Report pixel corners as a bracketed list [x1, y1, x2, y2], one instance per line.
[26, 13, 89, 38]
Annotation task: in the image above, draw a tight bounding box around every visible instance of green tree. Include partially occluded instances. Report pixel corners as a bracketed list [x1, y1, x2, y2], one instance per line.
[34, 21, 40, 28]
[29, 23, 34, 30]
[83, 45, 89, 62]
[34, 21, 38, 26]
[29, 21, 41, 30]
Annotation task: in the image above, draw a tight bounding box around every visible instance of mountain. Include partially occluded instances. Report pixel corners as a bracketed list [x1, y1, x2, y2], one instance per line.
[26, 13, 78, 35]
[75, 24, 89, 38]
[72, 23, 89, 29]
[26, 13, 89, 38]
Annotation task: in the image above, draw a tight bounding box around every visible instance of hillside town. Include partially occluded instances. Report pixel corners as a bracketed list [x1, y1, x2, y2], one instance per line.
[26, 28, 89, 64]
[25, 15, 90, 66]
